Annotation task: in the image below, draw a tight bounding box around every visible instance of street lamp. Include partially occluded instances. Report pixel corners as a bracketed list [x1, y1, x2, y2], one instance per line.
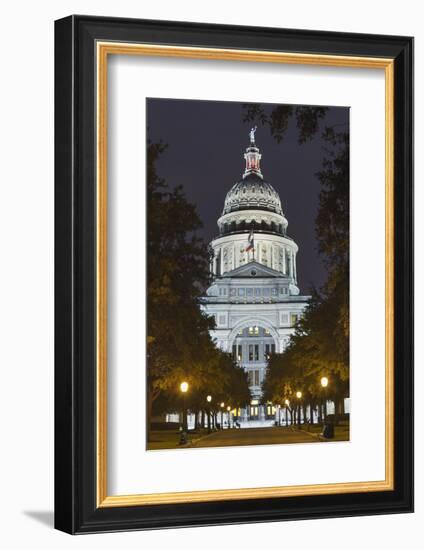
[320, 376, 329, 421]
[284, 399, 290, 426]
[226, 405, 231, 429]
[206, 395, 212, 433]
[296, 391, 302, 425]
[220, 402, 225, 430]
[179, 381, 189, 445]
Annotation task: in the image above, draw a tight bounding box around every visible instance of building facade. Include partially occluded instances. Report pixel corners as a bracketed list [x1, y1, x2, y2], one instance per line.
[201, 129, 310, 427]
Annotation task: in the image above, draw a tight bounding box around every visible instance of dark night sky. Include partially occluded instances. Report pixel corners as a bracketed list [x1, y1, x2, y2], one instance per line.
[147, 98, 349, 294]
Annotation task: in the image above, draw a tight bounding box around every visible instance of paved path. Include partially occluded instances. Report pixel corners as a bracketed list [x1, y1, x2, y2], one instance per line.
[191, 427, 320, 448]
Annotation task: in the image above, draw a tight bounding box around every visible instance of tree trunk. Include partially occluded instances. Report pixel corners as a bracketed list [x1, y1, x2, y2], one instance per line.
[147, 385, 160, 441]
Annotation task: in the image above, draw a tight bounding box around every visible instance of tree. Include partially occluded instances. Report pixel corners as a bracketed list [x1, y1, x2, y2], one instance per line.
[147, 140, 214, 431]
[243, 103, 328, 144]
[254, 108, 350, 422]
[147, 141, 251, 436]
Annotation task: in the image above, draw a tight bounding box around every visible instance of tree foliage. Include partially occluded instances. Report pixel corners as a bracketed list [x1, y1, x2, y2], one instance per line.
[147, 141, 250, 432]
[258, 113, 350, 410]
[243, 103, 328, 144]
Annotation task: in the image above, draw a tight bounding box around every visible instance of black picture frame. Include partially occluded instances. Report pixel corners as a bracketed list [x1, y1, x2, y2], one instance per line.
[55, 15, 413, 534]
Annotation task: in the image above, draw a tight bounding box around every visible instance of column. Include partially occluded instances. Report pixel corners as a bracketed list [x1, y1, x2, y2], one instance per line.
[220, 247, 224, 274]
[289, 250, 294, 278]
[232, 244, 236, 270]
[282, 247, 286, 274]
[294, 252, 297, 281]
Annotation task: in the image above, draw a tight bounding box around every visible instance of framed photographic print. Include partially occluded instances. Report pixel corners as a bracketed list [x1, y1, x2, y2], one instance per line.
[54, 15, 413, 533]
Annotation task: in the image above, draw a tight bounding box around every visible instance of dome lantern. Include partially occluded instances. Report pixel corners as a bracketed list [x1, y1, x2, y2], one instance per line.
[244, 126, 262, 177]
[220, 130, 283, 217]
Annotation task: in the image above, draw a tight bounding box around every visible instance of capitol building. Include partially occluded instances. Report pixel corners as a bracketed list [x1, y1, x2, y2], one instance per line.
[201, 129, 310, 427]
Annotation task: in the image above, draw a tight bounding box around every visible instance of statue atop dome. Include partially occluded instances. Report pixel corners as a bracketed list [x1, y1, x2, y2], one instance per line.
[249, 126, 257, 145]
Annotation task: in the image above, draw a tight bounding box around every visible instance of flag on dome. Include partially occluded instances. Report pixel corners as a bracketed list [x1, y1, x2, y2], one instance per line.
[245, 229, 254, 252]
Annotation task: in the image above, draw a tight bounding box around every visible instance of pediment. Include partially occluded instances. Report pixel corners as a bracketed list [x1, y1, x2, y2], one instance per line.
[221, 261, 283, 279]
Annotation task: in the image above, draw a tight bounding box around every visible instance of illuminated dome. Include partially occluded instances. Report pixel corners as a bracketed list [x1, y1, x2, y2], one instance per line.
[222, 173, 283, 216]
[217, 130, 288, 236]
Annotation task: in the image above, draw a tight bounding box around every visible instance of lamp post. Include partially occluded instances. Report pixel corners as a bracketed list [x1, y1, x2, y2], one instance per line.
[320, 376, 329, 422]
[179, 381, 189, 445]
[206, 395, 212, 433]
[296, 391, 302, 425]
[220, 402, 225, 430]
[226, 405, 231, 429]
[284, 399, 290, 426]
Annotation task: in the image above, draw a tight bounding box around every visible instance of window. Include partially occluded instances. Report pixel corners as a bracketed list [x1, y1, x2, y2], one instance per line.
[248, 371, 260, 386]
[265, 344, 275, 358]
[254, 370, 260, 386]
[265, 344, 271, 359]
[233, 344, 242, 361]
[281, 313, 289, 324]
[266, 404, 275, 416]
[248, 343, 259, 360]
[250, 404, 259, 419]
